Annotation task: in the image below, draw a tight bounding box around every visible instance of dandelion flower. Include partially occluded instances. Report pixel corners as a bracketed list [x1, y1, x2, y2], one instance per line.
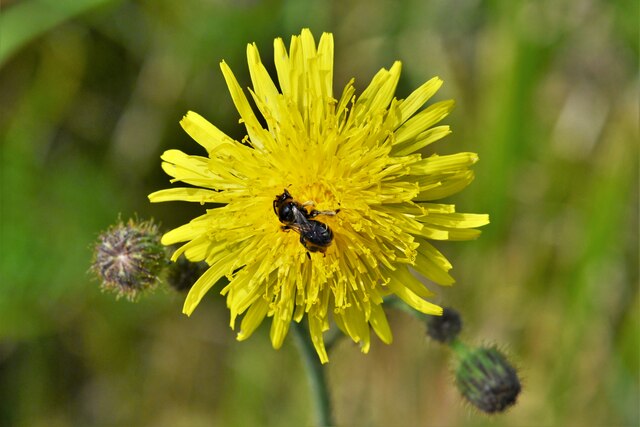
[149, 29, 488, 363]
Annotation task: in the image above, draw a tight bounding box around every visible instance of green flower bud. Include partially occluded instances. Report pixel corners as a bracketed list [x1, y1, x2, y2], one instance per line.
[455, 346, 521, 413]
[166, 255, 208, 292]
[426, 307, 462, 343]
[91, 218, 167, 301]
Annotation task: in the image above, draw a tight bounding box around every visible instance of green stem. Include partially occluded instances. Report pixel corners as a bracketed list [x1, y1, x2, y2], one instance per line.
[291, 321, 334, 427]
[449, 337, 471, 359]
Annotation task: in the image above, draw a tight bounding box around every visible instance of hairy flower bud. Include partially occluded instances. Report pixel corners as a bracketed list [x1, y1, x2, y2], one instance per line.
[455, 346, 521, 413]
[91, 218, 167, 301]
[426, 307, 462, 343]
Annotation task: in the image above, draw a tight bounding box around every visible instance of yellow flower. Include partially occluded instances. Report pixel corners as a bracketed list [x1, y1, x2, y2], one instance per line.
[149, 29, 488, 363]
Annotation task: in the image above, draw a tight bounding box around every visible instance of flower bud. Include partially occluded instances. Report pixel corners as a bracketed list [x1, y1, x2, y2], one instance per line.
[426, 307, 462, 343]
[166, 255, 208, 292]
[91, 218, 167, 301]
[455, 346, 521, 413]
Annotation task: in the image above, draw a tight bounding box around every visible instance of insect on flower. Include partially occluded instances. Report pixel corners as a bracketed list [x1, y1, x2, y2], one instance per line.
[273, 189, 339, 257]
[148, 29, 489, 363]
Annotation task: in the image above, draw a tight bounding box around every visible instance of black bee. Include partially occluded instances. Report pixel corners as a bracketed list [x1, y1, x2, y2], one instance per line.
[273, 189, 339, 256]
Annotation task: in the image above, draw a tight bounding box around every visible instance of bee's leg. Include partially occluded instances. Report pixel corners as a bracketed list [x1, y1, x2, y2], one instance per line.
[308, 208, 340, 218]
[306, 252, 311, 260]
[281, 225, 291, 232]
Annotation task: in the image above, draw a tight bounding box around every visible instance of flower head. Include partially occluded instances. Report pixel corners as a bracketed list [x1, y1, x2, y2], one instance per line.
[149, 29, 488, 362]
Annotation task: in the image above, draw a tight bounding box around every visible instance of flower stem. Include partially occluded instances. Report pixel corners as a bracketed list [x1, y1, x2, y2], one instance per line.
[449, 337, 471, 358]
[291, 321, 334, 427]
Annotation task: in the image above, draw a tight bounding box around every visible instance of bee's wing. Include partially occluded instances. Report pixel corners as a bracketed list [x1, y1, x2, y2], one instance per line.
[292, 207, 309, 224]
[287, 209, 314, 235]
[286, 222, 309, 234]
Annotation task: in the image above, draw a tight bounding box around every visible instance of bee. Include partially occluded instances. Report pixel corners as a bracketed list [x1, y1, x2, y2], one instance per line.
[273, 189, 339, 256]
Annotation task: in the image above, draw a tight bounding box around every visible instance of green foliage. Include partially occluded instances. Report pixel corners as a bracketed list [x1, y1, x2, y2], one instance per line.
[0, 0, 121, 67]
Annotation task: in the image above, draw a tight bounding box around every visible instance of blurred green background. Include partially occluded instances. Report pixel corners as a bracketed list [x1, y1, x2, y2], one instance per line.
[0, 0, 637, 426]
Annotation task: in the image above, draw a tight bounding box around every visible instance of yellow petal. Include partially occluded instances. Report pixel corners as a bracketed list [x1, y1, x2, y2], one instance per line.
[148, 188, 229, 204]
[316, 32, 334, 99]
[183, 251, 237, 316]
[386, 279, 443, 315]
[309, 315, 329, 364]
[416, 170, 476, 201]
[394, 100, 455, 146]
[237, 297, 269, 341]
[414, 238, 455, 286]
[393, 125, 452, 156]
[391, 266, 435, 298]
[397, 76, 443, 125]
[421, 212, 490, 229]
[409, 152, 479, 175]
[356, 61, 402, 120]
[220, 60, 271, 150]
[270, 280, 296, 349]
[180, 111, 236, 153]
[369, 302, 393, 344]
